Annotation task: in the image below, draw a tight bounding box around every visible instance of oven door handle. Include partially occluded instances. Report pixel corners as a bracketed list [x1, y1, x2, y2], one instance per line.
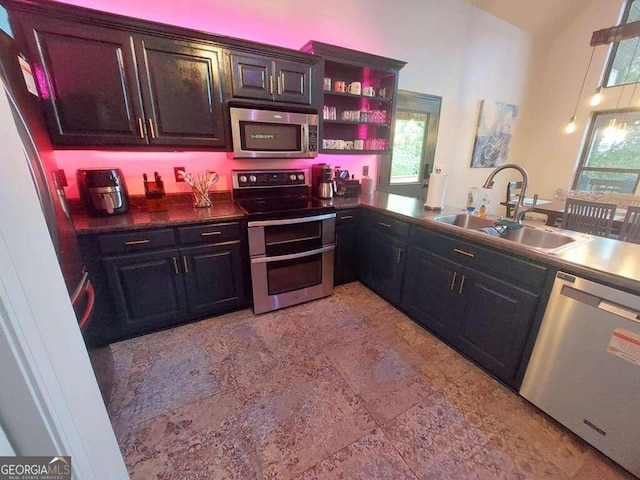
[251, 245, 335, 264]
[248, 212, 336, 228]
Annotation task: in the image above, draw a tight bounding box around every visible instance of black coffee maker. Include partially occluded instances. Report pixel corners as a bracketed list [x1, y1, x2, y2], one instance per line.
[77, 168, 129, 216]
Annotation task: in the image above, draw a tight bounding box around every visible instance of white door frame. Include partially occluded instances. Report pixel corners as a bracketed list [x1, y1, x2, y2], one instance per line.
[0, 83, 129, 479]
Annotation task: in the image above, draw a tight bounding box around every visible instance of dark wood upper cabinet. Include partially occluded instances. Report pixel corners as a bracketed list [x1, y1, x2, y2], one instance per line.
[229, 52, 314, 106]
[22, 19, 146, 145]
[135, 37, 226, 147]
[4, 0, 323, 148]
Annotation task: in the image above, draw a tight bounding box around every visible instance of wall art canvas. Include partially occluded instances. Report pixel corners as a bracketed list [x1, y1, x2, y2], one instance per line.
[470, 100, 519, 168]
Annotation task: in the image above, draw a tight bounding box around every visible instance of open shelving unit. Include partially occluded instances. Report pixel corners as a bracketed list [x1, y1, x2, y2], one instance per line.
[301, 41, 406, 155]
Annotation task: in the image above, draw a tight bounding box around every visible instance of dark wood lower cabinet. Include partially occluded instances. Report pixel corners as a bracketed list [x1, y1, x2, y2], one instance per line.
[453, 267, 539, 384]
[334, 209, 359, 286]
[103, 249, 188, 331]
[86, 222, 248, 343]
[398, 225, 552, 389]
[182, 241, 245, 316]
[360, 228, 406, 305]
[401, 246, 463, 339]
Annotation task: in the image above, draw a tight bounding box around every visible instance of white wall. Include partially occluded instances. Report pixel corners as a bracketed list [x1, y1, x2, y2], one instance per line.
[53, 0, 533, 211]
[517, 0, 625, 199]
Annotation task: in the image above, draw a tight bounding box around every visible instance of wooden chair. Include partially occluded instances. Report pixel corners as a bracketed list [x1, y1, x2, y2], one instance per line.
[562, 198, 617, 237]
[619, 205, 640, 244]
[500, 181, 523, 218]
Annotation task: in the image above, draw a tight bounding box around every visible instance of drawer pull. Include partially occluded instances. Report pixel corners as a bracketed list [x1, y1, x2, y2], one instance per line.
[124, 239, 150, 246]
[379, 222, 392, 228]
[201, 231, 222, 237]
[454, 248, 475, 258]
[340, 215, 354, 220]
[397, 247, 403, 264]
[172, 256, 179, 275]
[182, 256, 189, 273]
[450, 271, 458, 291]
[459, 274, 467, 295]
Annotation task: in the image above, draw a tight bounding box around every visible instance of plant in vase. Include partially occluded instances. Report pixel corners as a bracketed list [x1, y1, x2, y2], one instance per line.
[178, 170, 219, 208]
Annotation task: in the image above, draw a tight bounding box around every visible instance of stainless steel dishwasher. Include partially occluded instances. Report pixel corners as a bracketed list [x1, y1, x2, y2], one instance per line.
[521, 272, 640, 478]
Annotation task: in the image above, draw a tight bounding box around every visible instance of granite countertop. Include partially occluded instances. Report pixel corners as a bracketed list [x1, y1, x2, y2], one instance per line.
[73, 201, 245, 234]
[73, 191, 640, 293]
[330, 192, 640, 294]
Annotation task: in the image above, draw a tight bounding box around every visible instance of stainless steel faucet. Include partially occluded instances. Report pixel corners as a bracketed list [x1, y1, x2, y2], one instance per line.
[482, 163, 538, 224]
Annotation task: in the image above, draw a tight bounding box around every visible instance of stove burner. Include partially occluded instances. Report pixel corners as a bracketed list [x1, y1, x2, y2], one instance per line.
[232, 169, 335, 220]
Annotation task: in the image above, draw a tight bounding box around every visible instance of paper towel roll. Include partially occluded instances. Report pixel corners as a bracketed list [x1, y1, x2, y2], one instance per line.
[424, 173, 448, 210]
[361, 177, 375, 194]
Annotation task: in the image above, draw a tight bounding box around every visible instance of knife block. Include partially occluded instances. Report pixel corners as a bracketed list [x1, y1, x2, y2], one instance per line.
[144, 181, 167, 212]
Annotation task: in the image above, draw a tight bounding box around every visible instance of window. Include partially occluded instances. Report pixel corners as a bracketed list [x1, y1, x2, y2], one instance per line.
[604, 0, 640, 87]
[572, 110, 640, 193]
[389, 111, 429, 184]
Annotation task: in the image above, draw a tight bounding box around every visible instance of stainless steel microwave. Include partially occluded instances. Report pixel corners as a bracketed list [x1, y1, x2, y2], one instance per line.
[229, 107, 318, 159]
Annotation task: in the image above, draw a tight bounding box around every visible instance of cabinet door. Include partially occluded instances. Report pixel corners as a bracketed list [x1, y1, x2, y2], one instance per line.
[401, 247, 463, 339]
[136, 37, 227, 147]
[22, 17, 146, 145]
[334, 223, 359, 286]
[454, 268, 539, 386]
[360, 228, 406, 305]
[181, 242, 245, 316]
[103, 249, 188, 332]
[229, 53, 274, 101]
[274, 59, 312, 105]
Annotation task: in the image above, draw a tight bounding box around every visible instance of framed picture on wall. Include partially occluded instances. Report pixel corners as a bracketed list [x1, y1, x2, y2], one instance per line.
[470, 100, 519, 168]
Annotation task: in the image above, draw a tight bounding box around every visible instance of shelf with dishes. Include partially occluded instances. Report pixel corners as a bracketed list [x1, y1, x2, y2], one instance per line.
[323, 90, 393, 103]
[300, 41, 406, 157]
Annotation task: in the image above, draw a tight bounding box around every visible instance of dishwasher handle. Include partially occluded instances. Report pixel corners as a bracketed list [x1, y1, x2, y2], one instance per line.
[561, 284, 640, 323]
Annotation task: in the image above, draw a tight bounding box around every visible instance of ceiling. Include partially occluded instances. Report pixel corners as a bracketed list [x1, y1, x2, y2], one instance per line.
[460, 0, 598, 38]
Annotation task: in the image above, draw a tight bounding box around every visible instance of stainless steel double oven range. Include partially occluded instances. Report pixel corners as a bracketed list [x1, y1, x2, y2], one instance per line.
[233, 169, 336, 314]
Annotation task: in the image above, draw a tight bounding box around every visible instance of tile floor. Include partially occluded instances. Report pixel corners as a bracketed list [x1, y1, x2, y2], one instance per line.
[106, 282, 636, 480]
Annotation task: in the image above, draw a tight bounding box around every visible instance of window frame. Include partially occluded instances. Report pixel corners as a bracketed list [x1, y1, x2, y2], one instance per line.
[602, 0, 640, 88]
[572, 108, 640, 193]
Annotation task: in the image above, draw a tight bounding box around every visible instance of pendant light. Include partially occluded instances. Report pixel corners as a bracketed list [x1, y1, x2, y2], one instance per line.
[590, 86, 603, 106]
[565, 46, 597, 134]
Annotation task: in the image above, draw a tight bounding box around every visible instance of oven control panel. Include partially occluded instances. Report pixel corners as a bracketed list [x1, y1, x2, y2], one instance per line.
[232, 170, 308, 189]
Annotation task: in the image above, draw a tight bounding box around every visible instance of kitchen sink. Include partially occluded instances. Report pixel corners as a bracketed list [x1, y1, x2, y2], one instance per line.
[434, 213, 591, 253]
[434, 213, 498, 230]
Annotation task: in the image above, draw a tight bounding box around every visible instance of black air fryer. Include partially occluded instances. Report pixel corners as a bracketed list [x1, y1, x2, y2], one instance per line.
[77, 168, 129, 216]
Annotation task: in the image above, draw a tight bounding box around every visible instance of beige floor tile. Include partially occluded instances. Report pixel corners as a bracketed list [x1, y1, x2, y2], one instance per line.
[242, 355, 376, 479]
[106, 282, 634, 480]
[294, 428, 418, 480]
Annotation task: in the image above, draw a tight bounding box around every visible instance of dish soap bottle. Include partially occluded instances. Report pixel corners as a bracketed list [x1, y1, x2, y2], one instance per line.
[466, 187, 478, 214]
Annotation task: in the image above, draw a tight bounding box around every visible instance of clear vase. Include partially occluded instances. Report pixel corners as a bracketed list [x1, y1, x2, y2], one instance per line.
[192, 188, 212, 208]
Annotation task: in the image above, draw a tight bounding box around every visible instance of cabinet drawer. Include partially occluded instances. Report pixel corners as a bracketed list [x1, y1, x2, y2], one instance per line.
[177, 222, 241, 245]
[362, 210, 409, 238]
[411, 226, 547, 292]
[336, 209, 359, 224]
[98, 229, 175, 254]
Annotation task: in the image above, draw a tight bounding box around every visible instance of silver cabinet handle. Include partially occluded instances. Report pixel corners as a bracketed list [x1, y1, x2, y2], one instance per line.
[137, 118, 145, 139]
[172, 256, 179, 275]
[340, 215, 354, 220]
[454, 248, 475, 258]
[277, 75, 282, 95]
[459, 274, 467, 295]
[379, 222, 392, 228]
[147, 118, 156, 138]
[450, 271, 458, 291]
[397, 247, 403, 264]
[124, 239, 150, 246]
[182, 256, 189, 273]
[269, 76, 275, 95]
[201, 231, 222, 237]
